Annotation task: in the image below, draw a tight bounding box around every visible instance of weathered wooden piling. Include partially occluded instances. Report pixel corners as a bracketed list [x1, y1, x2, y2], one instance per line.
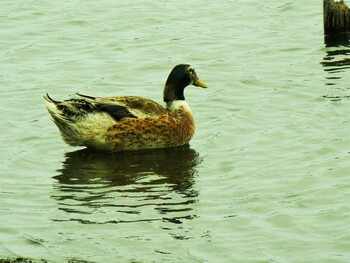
[324, 0, 350, 35]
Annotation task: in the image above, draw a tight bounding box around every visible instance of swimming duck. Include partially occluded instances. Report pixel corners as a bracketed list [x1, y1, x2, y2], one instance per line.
[44, 64, 207, 152]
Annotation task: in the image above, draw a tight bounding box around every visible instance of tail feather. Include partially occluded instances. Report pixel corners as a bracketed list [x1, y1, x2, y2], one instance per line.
[75, 93, 96, 100]
[45, 94, 97, 121]
[44, 94, 74, 123]
[44, 93, 59, 104]
[44, 94, 79, 145]
[45, 93, 98, 145]
[44, 93, 116, 147]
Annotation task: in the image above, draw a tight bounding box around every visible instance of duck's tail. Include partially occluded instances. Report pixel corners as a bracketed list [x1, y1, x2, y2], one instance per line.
[44, 93, 98, 120]
[44, 93, 98, 146]
[44, 94, 76, 145]
[44, 94, 116, 148]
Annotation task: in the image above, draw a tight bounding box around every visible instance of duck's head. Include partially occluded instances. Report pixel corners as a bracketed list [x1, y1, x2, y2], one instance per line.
[163, 64, 207, 102]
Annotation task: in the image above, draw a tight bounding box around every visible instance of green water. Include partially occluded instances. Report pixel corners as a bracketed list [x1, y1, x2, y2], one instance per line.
[1, 1, 349, 262]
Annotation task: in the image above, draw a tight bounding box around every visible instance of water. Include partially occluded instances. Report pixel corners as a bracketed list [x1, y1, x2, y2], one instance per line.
[1, 1, 349, 262]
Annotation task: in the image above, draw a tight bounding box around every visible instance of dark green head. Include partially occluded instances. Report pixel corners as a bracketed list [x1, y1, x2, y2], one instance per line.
[163, 64, 207, 102]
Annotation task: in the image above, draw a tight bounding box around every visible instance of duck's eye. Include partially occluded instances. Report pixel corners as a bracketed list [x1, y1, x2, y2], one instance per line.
[188, 68, 196, 77]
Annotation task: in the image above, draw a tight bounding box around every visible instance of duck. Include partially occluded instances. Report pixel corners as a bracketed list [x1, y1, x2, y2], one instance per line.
[44, 64, 207, 152]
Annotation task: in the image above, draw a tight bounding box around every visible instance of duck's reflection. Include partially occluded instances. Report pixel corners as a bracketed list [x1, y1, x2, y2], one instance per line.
[52, 145, 202, 225]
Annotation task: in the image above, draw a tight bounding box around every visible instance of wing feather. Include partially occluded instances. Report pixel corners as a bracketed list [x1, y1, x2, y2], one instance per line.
[76, 94, 167, 120]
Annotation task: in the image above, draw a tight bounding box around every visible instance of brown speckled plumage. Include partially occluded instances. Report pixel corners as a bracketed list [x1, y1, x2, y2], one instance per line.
[105, 103, 195, 151]
[44, 64, 207, 152]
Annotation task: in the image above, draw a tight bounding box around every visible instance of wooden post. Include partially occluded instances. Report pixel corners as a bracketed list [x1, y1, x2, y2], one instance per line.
[324, 0, 350, 35]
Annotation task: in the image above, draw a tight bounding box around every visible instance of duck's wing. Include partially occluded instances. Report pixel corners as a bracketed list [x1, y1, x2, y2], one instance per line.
[76, 93, 167, 121]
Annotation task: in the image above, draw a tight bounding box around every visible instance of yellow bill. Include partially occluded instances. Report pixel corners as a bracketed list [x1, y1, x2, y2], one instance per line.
[193, 78, 208, 88]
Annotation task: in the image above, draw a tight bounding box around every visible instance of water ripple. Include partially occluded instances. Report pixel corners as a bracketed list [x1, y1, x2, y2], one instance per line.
[51, 146, 202, 225]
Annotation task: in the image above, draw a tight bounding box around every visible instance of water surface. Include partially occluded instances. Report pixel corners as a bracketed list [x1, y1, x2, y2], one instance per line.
[1, 1, 349, 262]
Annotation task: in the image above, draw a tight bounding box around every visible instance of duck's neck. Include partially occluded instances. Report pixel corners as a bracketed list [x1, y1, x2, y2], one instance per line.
[163, 83, 192, 111]
[163, 83, 187, 103]
[166, 99, 187, 108]
[165, 100, 192, 114]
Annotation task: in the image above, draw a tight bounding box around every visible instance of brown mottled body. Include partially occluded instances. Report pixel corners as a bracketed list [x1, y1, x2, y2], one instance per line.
[105, 103, 194, 151]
